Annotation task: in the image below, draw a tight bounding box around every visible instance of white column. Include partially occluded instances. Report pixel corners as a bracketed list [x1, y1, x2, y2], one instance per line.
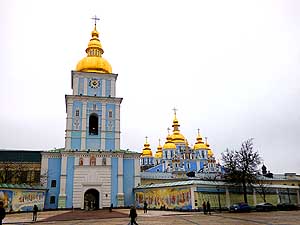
[115, 104, 120, 150]
[134, 157, 141, 187]
[296, 189, 300, 205]
[40, 154, 48, 187]
[73, 76, 79, 95]
[190, 187, 196, 209]
[101, 79, 106, 97]
[117, 156, 124, 207]
[81, 101, 87, 150]
[59, 155, 67, 195]
[65, 99, 73, 150]
[111, 79, 116, 97]
[58, 154, 67, 208]
[101, 103, 106, 150]
[83, 78, 88, 95]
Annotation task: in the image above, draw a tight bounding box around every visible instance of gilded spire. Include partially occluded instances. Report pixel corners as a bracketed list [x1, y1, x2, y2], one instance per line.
[141, 136, 153, 157]
[193, 129, 207, 150]
[76, 16, 112, 73]
[155, 138, 163, 158]
[170, 109, 185, 143]
[205, 137, 214, 157]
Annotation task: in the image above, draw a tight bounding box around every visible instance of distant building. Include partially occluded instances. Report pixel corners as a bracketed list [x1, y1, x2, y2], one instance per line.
[0, 150, 42, 185]
[140, 112, 222, 178]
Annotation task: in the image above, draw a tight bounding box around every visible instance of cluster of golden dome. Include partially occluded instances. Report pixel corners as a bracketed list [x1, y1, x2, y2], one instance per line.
[76, 25, 112, 74]
[141, 114, 214, 158]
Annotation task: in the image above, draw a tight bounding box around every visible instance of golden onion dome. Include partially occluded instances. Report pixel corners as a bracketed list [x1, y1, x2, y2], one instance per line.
[141, 137, 153, 157]
[204, 137, 214, 157]
[171, 113, 186, 143]
[207, 149, 214, 157]
[76, 25, 112, 73]
[193, 131, 207, 150]
[163, 134, 176, 149]
[154, 139, 163, 158]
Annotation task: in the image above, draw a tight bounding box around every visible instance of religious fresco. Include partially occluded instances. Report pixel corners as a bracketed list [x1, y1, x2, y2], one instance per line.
[0, 189, 45, 212]
[0, 190, 13, 211]
[135, 187, 192, 210]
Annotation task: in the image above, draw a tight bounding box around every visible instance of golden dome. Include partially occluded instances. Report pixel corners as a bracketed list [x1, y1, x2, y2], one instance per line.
[171, 114, 186, 143]
[193, 131, 207, 150]
[76, 25, 112, 73]
[154, 139, 163, 158]
[207, 149, 214, 157]
[141, 137, 153, 157]
[205, 137, 214, 157]
[163, 134, 176, 149]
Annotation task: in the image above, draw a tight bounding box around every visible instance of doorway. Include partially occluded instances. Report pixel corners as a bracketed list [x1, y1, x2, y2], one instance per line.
[84, 189, 99, 210]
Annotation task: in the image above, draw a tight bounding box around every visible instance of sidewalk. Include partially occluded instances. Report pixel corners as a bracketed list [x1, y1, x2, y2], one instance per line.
[2, 209, 189, 224]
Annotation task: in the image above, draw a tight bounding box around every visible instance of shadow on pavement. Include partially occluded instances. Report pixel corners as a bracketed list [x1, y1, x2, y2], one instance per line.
[41, 209, 128, 222]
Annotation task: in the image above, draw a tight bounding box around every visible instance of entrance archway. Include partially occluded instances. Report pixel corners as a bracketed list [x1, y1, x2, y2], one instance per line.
[84, 189, 99, 210]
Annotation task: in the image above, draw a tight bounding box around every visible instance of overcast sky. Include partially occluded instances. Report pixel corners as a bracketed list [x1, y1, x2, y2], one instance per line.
[0, 0, 299, 174]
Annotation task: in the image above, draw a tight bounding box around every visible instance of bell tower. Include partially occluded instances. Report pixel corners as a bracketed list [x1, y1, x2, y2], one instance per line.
[65, 19, 122, 151]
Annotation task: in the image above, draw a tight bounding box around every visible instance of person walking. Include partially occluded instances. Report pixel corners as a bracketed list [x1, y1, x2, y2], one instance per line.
[129, 206, 138, 225]
[0, 201, 6, 225]
[143, 201, 148, 213]
[202, 201, 207, 214]
[207, 201, 211, 215]
[32, 204, 38, 221]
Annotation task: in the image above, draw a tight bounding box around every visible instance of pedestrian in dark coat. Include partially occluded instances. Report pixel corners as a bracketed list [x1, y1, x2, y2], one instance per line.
[202, 201, 207, 214]
[32, 204, 38, 221]
[0, 201, 6, 225]
[129, 206, 138, 225]
[207, 201, 211, 215]
[143, 201, 148, 213]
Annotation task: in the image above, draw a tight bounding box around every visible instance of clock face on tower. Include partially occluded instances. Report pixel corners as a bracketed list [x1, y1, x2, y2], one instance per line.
[89, 79, 100, 88]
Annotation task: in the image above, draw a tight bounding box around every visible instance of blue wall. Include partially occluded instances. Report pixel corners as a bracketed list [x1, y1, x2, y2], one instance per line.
[45, 158, 61, 209]
[123, 159, 135, 207]
[66, 156, 75, 208]
[111, 157, 118, 207]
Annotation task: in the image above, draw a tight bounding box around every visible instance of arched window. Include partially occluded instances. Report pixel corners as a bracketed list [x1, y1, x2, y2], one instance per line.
[89, 113, 98, 135]
[90, 156, 96, 166]
[79, 158, 83, 166]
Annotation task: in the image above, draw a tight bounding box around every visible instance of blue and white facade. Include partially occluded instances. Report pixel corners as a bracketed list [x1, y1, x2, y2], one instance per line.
[140, 114, 222, 177]
[41, 24, 141, 209]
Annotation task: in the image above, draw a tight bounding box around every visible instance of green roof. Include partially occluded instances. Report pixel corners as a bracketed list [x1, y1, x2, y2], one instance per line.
[0, 183, 46, 190]
[0, 150, 42, 162]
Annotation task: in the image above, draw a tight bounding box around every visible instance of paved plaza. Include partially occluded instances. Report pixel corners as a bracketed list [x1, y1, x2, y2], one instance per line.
[2, 209, 300, 225]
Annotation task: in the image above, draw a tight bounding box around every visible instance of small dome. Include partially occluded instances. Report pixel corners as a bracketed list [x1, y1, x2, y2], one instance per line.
[193, 132, 207, 150]
[155, 140, 163, 158]
[171, 131, 186, 143]
[171, 113, 186, 143]
[141, 138, 153, 157]
[163, 134, 176, 149]
[207, 149, 214, 157]
[76, 25, 112, 73]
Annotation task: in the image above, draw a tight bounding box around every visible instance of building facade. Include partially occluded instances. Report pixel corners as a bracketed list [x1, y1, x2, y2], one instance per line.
[41, 23, 141, 210]
[140, 112, 222, 177]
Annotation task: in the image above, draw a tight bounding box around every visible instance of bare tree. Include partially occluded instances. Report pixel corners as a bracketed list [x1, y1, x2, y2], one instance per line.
[255, 176, 273, 203]
[222, 139, 261, 203]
